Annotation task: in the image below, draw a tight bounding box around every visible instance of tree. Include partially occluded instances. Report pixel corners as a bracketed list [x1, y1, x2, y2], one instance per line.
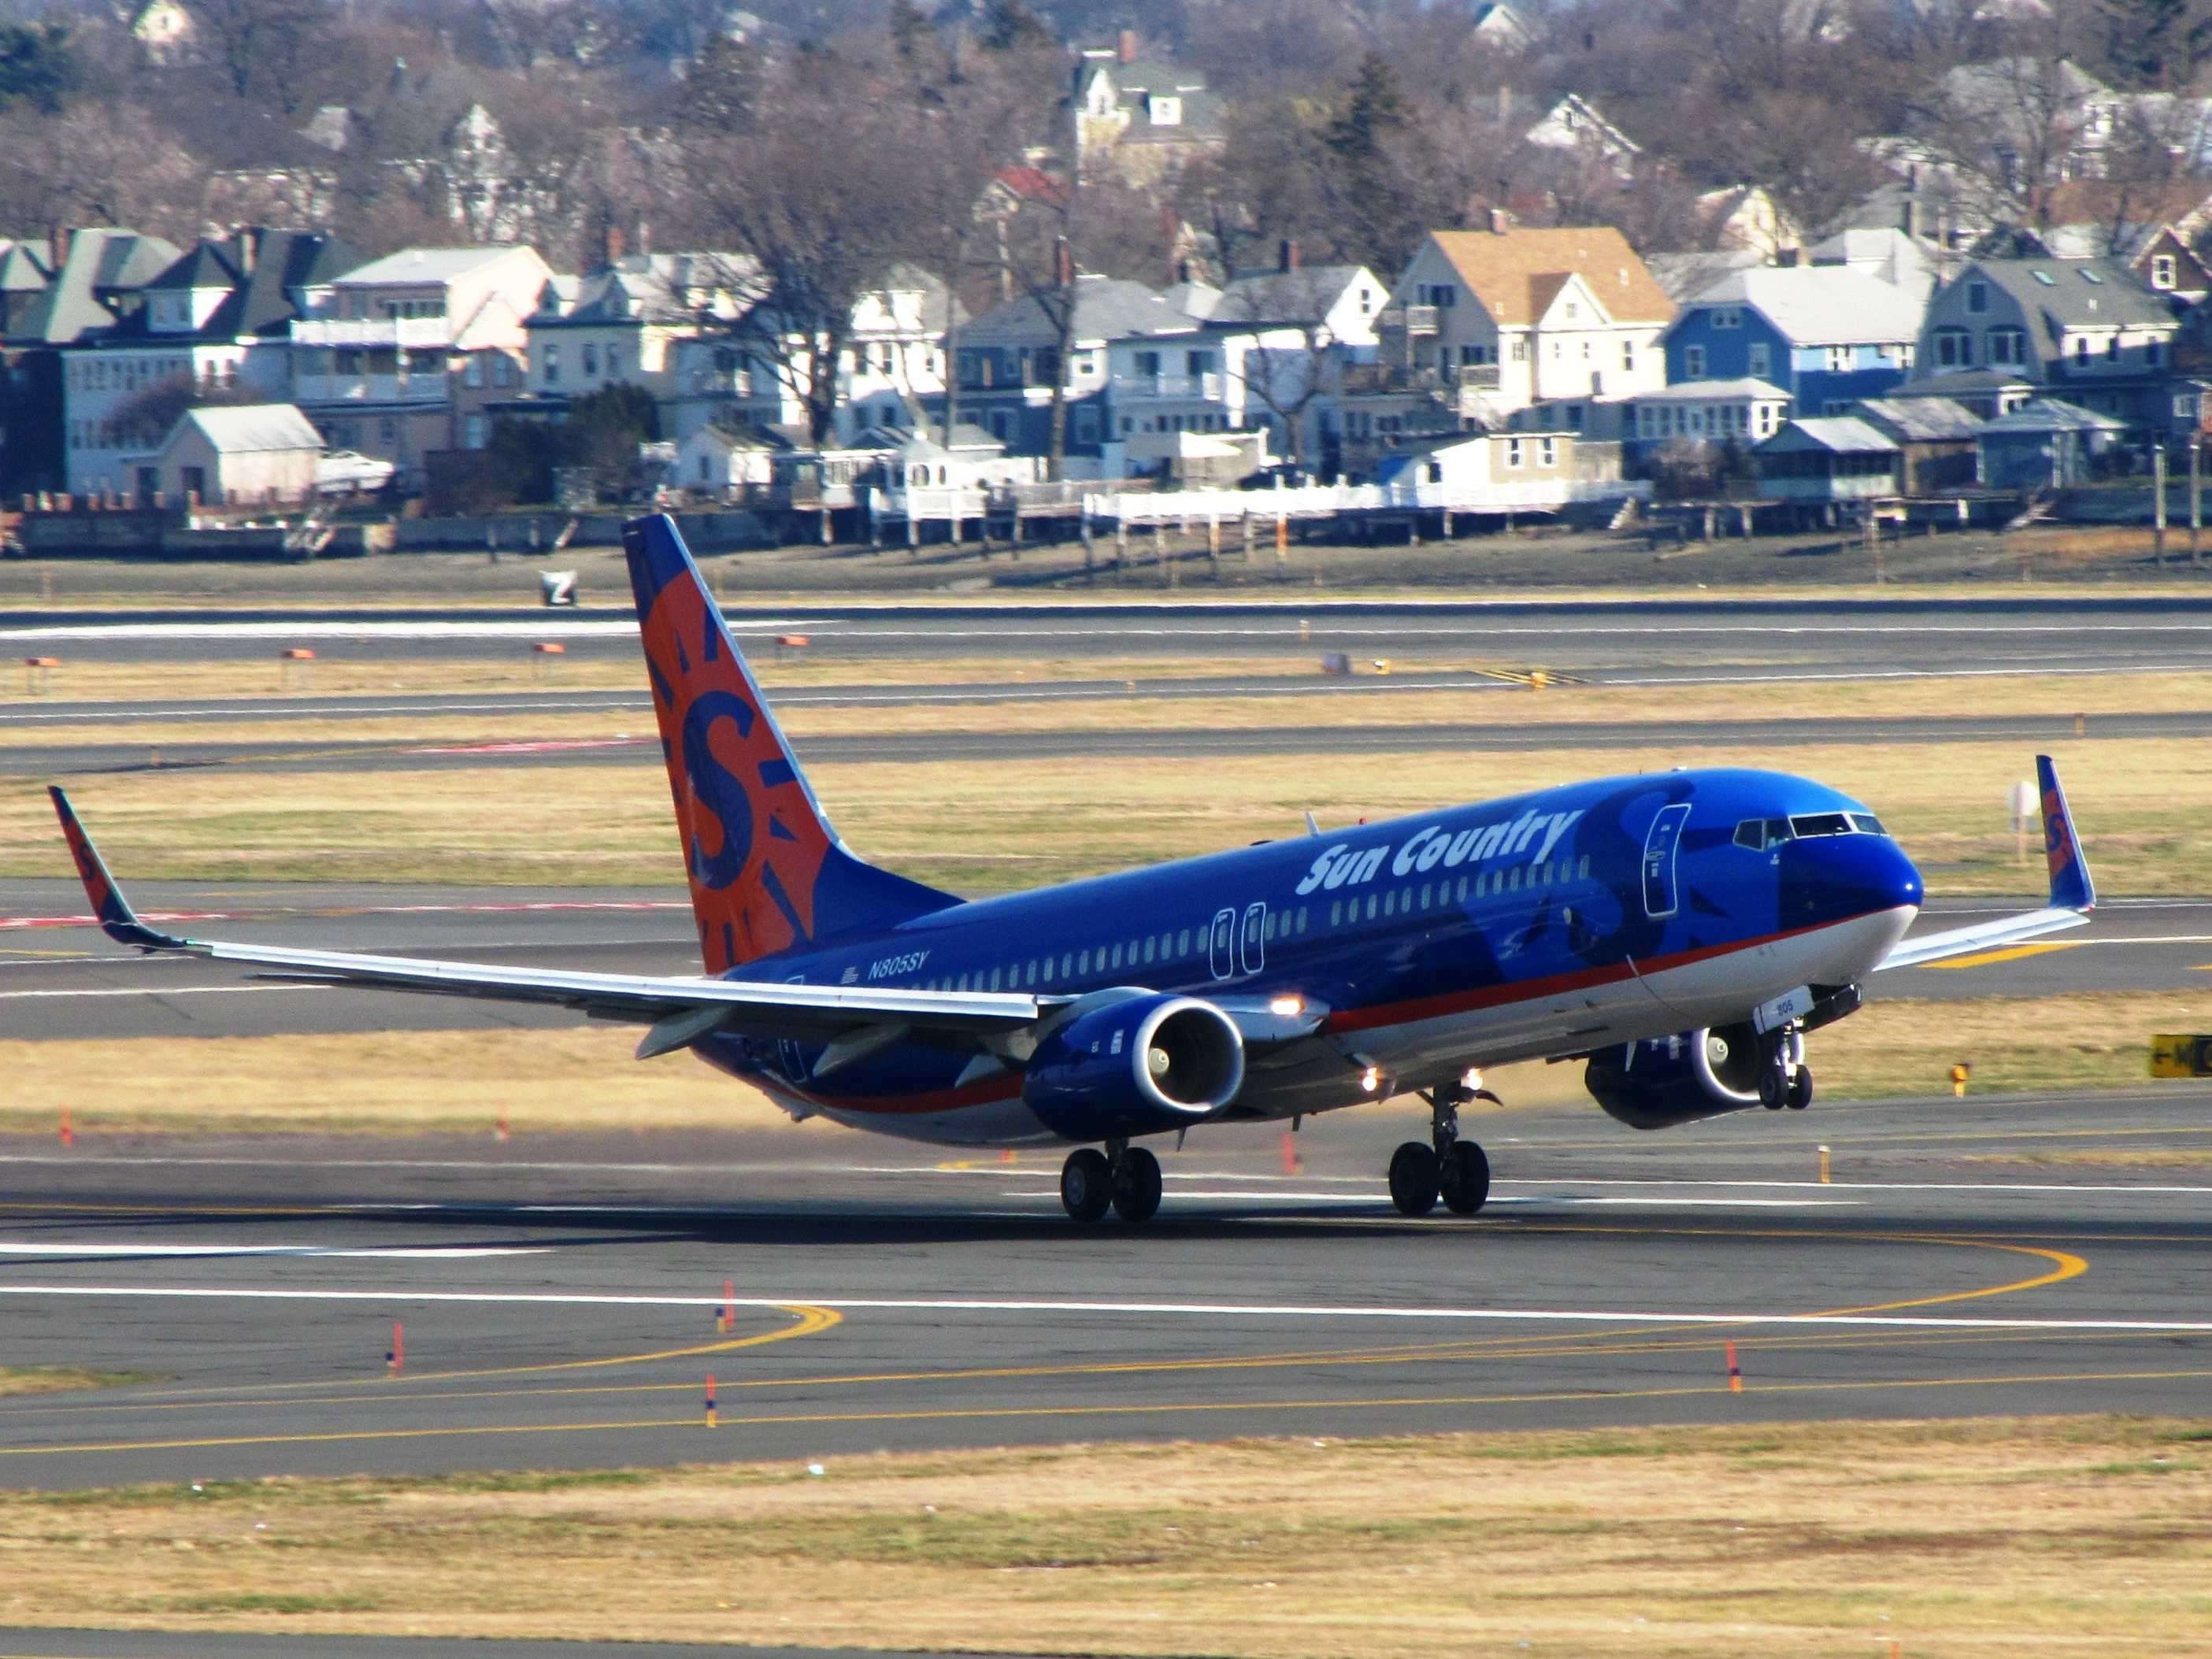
[0, 23, 77, 116]
[2097, 0, 2212, 86]
[185, 0, 335, 109]
[562, 383, 659, 496]
[978, 0, 1054, 53]
[0, 102, 206, 239]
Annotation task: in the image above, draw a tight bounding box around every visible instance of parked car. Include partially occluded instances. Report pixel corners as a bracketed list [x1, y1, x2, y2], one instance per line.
[316, 450, 396, 495]
[1236, 463, 1314, 490]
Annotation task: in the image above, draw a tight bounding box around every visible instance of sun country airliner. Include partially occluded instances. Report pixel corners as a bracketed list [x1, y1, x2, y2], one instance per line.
[53, 514, 2098, 1224]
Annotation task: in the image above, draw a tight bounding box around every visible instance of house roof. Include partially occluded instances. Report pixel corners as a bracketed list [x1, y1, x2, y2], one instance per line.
[1644, 249, 1765, 303]
[533, 252, 764, 331]
[961, 276, 1195, 349]
[9, 228, 181, 346]
[168, 403, 324, 455]
[0, 242, 50, 294]
[99, 230, 362, 348]
[1208, 265, 1373, 328]
[1688, 265, 1926, 346]
[1978, 396, 2130, 435]
[1760, 416, 1899, 454]
[1636, 377, 1791, 403]
[335, 246, 530, 287]
[1852, 396, 1984, 441]
[1426, 227, 1674, 328]
[1899, 367, 2038, 397]
[1963, 256, 2179, 331]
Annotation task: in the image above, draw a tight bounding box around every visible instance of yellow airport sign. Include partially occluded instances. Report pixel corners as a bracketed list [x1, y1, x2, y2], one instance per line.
[2148, 1034, 2212, 1078]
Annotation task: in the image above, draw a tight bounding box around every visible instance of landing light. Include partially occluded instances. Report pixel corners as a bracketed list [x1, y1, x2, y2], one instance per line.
[1461, 1067, 1484, 1093]
[1269, 994, 1304, 1017]
[1360, 1065, 1382, 1093]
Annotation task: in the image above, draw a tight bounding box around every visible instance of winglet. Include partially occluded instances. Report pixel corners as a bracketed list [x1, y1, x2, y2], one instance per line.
[2036, 754, 2095, 913]
[47, 787, 190, 951]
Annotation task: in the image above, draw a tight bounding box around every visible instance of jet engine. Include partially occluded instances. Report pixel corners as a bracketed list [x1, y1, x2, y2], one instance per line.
[1024, 993, 1245, 1141]
[1582, 1022, 1791, 1131]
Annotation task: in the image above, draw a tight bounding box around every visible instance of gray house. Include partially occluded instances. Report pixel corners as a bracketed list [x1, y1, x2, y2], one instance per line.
[1912, 256, 2180, 427]
[1977, 398, 2129, 491]
[1754, 416, 1900, 503]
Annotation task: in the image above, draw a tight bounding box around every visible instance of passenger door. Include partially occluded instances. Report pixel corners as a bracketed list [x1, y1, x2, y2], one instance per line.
[1239, 902, 1267, 976]
[1641, 802, 1691, 920]
[1208, 907, 1236, 980]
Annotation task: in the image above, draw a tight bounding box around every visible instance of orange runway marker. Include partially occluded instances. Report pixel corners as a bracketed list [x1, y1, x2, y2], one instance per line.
[1725, 1339, 1742, 1394]
[705, 1372, 718, 1428]
[385, 1321, 403, 1376]
[57, 1107, 72, 1149]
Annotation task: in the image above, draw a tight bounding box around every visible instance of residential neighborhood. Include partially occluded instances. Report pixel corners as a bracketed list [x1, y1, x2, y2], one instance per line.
[9, 0, 2212, 546]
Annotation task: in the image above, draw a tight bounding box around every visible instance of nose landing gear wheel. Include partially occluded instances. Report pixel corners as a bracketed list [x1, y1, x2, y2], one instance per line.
[1110, 1146, 1163, 1223]
[1758, 1064, 1789, 1110]
[1060, 1147, 1113, 1223]
[1388, 1141, 1440, 1216]
[1439, 1140, 1491, 1214]
[1786, 1065, 1814, 1111]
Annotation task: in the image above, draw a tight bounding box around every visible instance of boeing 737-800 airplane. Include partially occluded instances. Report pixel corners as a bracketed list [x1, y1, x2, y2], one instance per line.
[51, 514, 2097, 1223]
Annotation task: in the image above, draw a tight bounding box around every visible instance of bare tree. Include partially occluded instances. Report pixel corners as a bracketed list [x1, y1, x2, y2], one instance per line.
[183, 0, 335, 109]
[0, 102, 204, 239]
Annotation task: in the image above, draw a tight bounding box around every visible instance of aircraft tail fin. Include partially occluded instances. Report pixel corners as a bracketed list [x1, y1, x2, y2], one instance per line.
[623, 514, 958, 973]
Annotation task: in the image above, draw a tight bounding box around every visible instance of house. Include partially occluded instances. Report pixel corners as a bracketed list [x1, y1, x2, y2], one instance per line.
[676, 420, 794, 497]
[1695, 187, 1805, 260]
[1120, 254, 1386, 469]
[292, 244, 554, 481]
[61, 228, 361, 497]
[1373, 429, 1577, 504]
[1469, 2, 1539, 49]
[1, 229, 181, 497]
[528, 250, 758, 413]
[1912, 256, 2181, 426]
[1523, 94, 1640, 169]
[1355, 220, 1674, 447]
[1977, 397, 2130, 491]
[1629, 379, 1791, 450]
[2128, 224, 2211, 302]
[955, 274, 1196, 468]
[1668, 265, 1925, 417]
[1850, 396, 1983, 494]
[1071, 35, 1225, 183]
[1754, 417, 1901, 503]
[146, 403, 323, 507]
[1810, 227, 1940, 298]
[1886, 367, 2038, 420]
[664, 264, 956, 446]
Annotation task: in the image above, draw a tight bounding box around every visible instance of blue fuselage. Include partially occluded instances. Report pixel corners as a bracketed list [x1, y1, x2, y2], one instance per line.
[697, 766, 1924, 1144]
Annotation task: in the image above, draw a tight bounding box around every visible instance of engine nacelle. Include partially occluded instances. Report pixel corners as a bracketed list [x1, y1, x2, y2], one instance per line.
[1024, 993, 1246, 1142]
[1583, 1021, 1791, 1131]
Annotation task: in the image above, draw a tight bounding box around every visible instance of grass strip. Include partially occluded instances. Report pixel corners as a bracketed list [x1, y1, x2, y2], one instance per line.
[0, 993, 2200, 1136]
[0, 1368, 150, 1398]
[1, 1416, 2206, 1654]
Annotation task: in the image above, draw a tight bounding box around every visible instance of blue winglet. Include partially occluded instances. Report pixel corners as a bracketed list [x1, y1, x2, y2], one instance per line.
[2036, 755, 2095, 913]
[47, 787, 191, 951]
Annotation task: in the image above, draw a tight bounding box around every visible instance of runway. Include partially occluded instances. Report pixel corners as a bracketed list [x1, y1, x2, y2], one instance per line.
[0, 1087, 2206, 1494]
[0, 881, 2203, 1039]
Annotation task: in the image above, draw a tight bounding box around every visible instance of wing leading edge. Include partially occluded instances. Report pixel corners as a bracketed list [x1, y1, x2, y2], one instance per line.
[47, 787, 1050, 1051]
[1876, 754, 2095, 972]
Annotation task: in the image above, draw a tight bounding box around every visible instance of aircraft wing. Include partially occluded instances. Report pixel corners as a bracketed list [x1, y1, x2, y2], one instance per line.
[1876, 754, 2095, 972]
[49, 787, 1052, 1056]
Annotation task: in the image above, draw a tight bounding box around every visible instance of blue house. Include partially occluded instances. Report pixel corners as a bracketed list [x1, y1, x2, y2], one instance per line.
[1665, 266, 1926, 418]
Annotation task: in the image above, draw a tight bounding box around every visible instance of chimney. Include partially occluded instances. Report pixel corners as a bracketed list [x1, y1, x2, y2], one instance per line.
[49, 226, 71, 269]
[1779, 246, 1806, 268]
[1488, 206, 1511, 235]
[1118, 28, 1136, 63]
[606, 224, 626, 267]
[1054, 236, 1074, 288]
[1279, 239, 1300, 273]
[235, 228, 256, 274]
[1173, 257, 1192, 283]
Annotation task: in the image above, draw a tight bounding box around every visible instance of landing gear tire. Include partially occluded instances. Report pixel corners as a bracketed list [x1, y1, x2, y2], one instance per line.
[1758, 1064, 1789, 1110]
[1388, 1141, 1440, 1216]
[1439, 1140, 1491, 1215]
[1110, 1146, 1163, 1224]
[1060, 1147, 1113, 1224]
[1786, 1065, 1814, 1111]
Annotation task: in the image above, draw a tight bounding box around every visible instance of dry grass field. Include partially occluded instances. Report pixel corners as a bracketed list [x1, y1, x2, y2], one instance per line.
[0, 1417, 2205, 1654]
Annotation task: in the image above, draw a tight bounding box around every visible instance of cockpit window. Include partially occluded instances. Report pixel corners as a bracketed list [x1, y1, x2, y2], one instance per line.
[1849, 813, 1888, 835]
[1733, 817, 1794, 850]
[1788, 812, 1855, 838]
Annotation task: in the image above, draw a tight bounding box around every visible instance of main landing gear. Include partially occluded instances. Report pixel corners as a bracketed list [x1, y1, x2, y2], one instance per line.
[1388, 1082, 1495, 1218]
[1756, 1028, 1814, 1113]
[1060, 1140, 1162, 1224]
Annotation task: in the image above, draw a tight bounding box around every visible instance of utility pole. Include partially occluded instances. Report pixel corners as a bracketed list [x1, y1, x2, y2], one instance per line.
[2155, 439, 2169, 563]
[2191, 433, 2203, 567]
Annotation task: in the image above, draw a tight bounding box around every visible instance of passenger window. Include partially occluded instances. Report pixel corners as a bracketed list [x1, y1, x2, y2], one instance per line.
[1578, 854, 1591, 879]
[1296, 906, 1309, 931]
[958, 972, 970, 991]
[1109, 942, 1122, 968]
[1040, 958, 1053, 984]
[1177, 928, 1191, 954]
[1455, 877, 1468, 902]
[1078, 950, 1090, 974]
[1061, 953, 1073, 976]
[1366, 893, 1378, 920]
[1510, 867, 1522, 891]
[1329, 900, 1342, 926]
[1384, 891, 1396, 917]
[1401, 887, 1412, 911]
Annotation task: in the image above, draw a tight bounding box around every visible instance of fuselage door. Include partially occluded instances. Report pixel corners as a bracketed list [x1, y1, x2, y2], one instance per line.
[1641, 802, 1691, 920]
[1208, 907, 1236, 980]
[1239, 901, 1267, 976]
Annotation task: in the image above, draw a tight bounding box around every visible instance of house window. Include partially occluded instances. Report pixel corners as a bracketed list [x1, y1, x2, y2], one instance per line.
[606, 347, 621, 380]
[1132, 350, 1160, 379]
[2107, 334, 2121, 361]
[1149, 94, 1181, 125]
[1460, 345, 1488, 366]
[1936, 328, 1971, 368]
[1622, 341, 1635, 371]
[2074, 335, 2091, 364]
[1567, 405, 1583, 430]
[1684, 344, 1706, 378]
[989, 410, 1010, 441]
[465, 414, 488, 449]
[543, 344, 560, 386]
[1073, 405, 1099, 443]
[1540, 436, 1556, 465]
[1506, 438, 1524, 468]
[1712, 307, 1740, 329]
[1747, 342, 1769, 378]
[1988, 328, 2025, 366]
[1826, 346, 1851, 372]
[2153, 254, 2179, 291]
[2149, 339, 2166, 368]
[1510, 339, 1527, 362]
[1966, 280, 1988, 314]
[463, 355, 484, 389]
[583, 344, 599, 376]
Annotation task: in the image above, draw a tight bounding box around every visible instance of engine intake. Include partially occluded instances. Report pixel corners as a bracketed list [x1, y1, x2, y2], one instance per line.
[1024, 993, 1245, 1142]
[1583, 1021, 1782, 1131]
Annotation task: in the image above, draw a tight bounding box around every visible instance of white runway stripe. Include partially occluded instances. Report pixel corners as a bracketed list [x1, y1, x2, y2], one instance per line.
[0, 1243, 545, 1259]
[0, 1282, 2198, 1331]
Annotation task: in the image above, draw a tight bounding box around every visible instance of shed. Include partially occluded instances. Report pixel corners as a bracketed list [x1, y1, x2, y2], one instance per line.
[1851, 397, 1983, 496]
[1976, 398, 2129, 491]
[884, 424, 1043, 491]
[150, 404, 322, 507]
[1753, 417, 1899, 502]
[676, 420, 798, 495]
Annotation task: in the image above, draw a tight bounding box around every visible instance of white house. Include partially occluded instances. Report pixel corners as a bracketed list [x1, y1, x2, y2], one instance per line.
[149, 403, 323, 507]
[1630, 378, 1791, 447]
